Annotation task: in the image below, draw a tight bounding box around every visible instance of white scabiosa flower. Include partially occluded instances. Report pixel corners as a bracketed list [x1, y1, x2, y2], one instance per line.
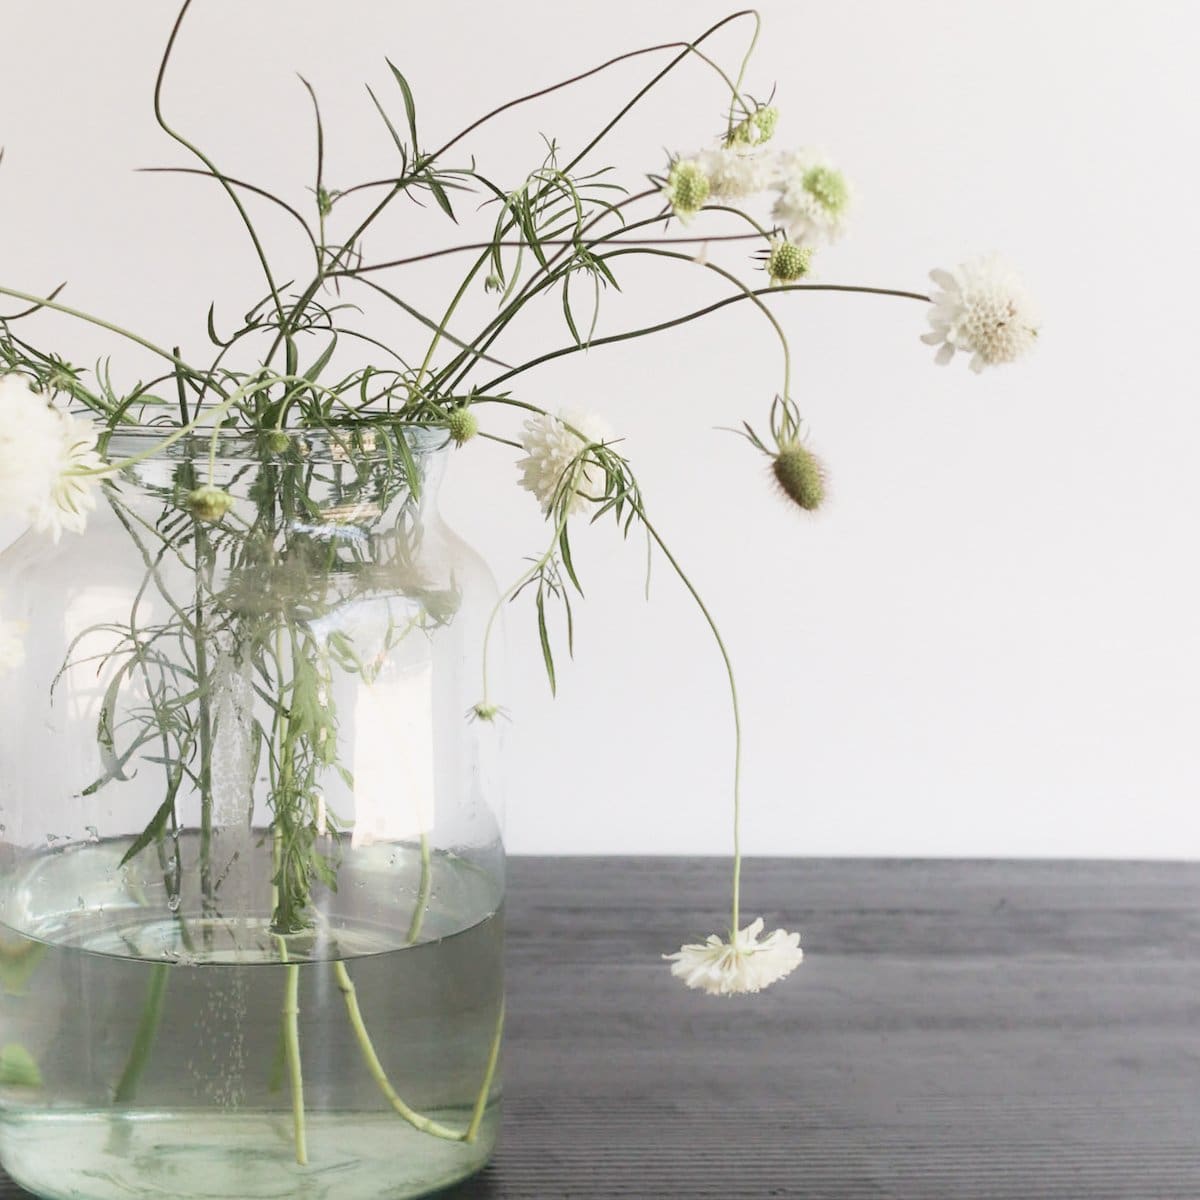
[0, 606, 26, 675]
[516, 408, 612, 516]
[664, 917, 803, 996]
[771, 149, 851, 247]
[694, 145, 774, 202]
[0, 374, 105, 542]
[921, 255, 1039, 373]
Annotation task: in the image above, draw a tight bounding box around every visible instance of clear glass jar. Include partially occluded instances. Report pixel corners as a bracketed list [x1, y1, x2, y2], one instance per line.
[0, 429, 505, 1199]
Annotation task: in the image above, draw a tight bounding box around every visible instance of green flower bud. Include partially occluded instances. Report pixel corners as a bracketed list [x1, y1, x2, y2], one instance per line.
[753, 105, 779, 142]
[766, 238, 813, 285]
[665, 159, 710, 218]
[484, 273, 504, 294]
[266, 430, 292, 455]
[447, 408, 479, 446]
[187, 484, 235, 523]
[772, 444, 826, 512]
[470, 702, 502, 723]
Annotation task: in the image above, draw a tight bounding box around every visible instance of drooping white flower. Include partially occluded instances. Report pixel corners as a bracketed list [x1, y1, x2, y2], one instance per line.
[695, 145, 775, 202]
[516, 408, 613, 516]
[0, 606, 26, 676]
[771, 149, 851, 247]
[664, 917, 803, 996]
[0, 374, 105, 542]
[921, 255, 1039, 373]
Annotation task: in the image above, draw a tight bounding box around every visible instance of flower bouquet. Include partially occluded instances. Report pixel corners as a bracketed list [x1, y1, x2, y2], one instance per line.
[0, 5, 1036, 1197]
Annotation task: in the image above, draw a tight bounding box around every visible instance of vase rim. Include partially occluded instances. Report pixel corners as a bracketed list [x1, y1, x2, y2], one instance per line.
[100, 423, 451, 466]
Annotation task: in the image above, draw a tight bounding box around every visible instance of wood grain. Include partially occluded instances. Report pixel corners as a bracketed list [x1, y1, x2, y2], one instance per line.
[4, 857, 1199, 1198]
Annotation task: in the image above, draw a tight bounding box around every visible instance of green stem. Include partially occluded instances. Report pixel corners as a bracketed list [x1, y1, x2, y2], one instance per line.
[477, 278, 931, 396]
[112, 964, 170, 1104]
[0, 286, 215, 390]
[331, 961, 464, 1142]
[464, 996, 505, 1144]
[405, 834, 433, 944]
[154, 2, 286, 326]
[634, 503, 744, 934]
[277, 941, 308, 1166]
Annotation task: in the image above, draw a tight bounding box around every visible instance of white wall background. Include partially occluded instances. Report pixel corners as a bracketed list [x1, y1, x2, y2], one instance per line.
[2, 1, 1198, 858]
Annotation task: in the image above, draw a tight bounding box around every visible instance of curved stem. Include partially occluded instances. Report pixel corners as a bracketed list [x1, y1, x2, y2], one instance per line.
[477, 278, 931, 395]
[340, 232, 768, 277]
[154, 2, 286, 325]
[0, 286, 214, 387]
[634, 503, 744, 934]
[332, 961, 465, 1142]
[465, 996, 505, 1144]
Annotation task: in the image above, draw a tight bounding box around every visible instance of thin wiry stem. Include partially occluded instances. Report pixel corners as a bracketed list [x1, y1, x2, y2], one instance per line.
[477, 279, 931, 394]
[154, 1, 287, 325]
[633, 503, 745, 933]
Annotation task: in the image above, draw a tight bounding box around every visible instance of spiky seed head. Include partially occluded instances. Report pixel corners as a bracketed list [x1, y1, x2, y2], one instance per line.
[772, 444, 826, 512]
[266, 430, 291, 455]
[447, 408, 478, 446]
[187, 484, 235, 523]
[666, 159, 710, 218]
[470, 702, 502, 723]
[766, 238, 813, 284]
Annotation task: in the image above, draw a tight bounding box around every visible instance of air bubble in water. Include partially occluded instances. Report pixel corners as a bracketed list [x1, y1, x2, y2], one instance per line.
[167, 894, 182, 913]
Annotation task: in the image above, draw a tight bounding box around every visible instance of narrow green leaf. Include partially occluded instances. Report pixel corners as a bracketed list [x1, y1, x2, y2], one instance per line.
[561, 275, 582, 346]
[117, 791, 178, 867]
[559, 525, 583, 594]
[426, 176, 457, 222]
[365, 84, 408, 162]
[303, 334, 337, 383]
[386, 60, 420, 150]
[535, 586, 556, 696]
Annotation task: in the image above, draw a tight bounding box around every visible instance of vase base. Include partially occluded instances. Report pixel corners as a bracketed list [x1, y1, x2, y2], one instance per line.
[0, 1109, 497, 1200]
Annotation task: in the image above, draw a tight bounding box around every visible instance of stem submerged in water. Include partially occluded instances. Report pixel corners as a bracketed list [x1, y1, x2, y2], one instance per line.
[277, 942, 308, 1166]
[333, 959, 503, 1143]
[112, 963, 170, 1105]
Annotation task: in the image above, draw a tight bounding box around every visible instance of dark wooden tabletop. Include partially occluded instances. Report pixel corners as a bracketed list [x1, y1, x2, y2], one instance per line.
[4, 857, 1199, 1198]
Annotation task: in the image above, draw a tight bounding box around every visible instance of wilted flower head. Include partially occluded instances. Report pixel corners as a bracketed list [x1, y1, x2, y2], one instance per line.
[765, 234, 813, 285]
[922, 255, 1039, 373]
[663, 158, 710, 221]
[694, 145, 774, 202]
[772, 150, 851, 247]
[0, 373, 105, 542]
[664, 917, 803, 996]
[516, 408, 612, 516]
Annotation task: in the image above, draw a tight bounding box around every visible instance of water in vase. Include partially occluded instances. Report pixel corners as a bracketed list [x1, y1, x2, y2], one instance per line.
[0, 835, 503, 1200]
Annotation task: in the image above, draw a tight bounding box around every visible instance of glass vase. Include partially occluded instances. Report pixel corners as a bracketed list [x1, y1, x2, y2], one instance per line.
[0, 428, 505, 1199]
